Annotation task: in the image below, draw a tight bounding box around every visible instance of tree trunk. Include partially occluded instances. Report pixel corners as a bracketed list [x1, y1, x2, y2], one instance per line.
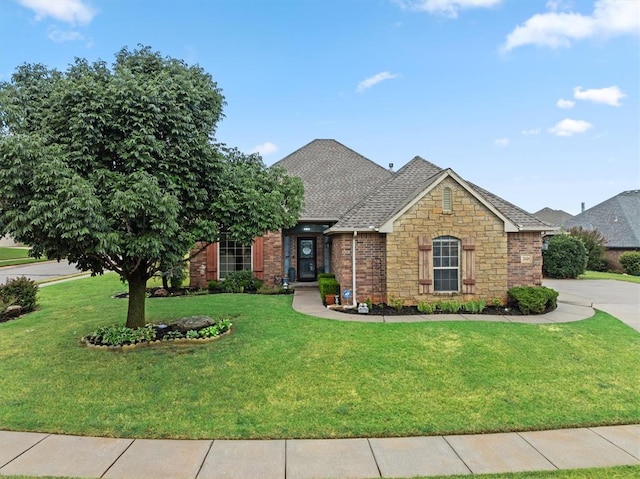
[126, 270, 148, 329]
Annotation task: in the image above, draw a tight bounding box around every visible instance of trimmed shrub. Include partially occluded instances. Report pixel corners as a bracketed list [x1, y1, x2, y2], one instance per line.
[318, 276, 340, 303]
[619, 251, 640, 276]
[508, 286, 558, 315]
[317, 273, 335, 280]
[0, 276, 38, 313]
[568, 227, 607, 272]
[543, 234, 588, 278]
[221, 270, 263, 293]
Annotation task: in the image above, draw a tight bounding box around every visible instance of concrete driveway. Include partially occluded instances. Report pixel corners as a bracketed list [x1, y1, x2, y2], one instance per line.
[544, 279, 640, 333]
[0, 260, 82, 285]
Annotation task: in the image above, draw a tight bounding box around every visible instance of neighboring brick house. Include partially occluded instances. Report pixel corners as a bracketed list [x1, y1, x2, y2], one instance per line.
[563, 190, 640, 271]
[190, 139, 555, 306]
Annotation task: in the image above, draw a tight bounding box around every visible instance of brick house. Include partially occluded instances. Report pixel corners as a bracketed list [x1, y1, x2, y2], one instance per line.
[190, 139, 556, 306]
[563, 190, 640, 271]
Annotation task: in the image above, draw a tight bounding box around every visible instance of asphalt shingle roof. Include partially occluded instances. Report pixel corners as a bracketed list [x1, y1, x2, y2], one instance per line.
[275, 140, 553, 233]
[468, 183, 555, 231]
[564, 190, 640, 248]
[332, 156, 443, 230]
[532, 207, 574, 227]
[272, 139, 393, 220]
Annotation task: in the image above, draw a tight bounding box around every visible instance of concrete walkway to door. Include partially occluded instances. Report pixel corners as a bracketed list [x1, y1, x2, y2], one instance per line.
[292, 279, 640, 331]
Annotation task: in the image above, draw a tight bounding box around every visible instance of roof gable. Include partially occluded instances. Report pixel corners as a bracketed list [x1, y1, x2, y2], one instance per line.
[272, 139, 393, 221]
[564, 190, 640, 247]
[273, 140, 553, 233]
[329, 156, 443, 231]
[376, 168, 520, 233]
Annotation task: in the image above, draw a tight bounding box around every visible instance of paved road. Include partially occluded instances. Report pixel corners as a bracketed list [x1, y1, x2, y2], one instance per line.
[544, 278, 640, 332]
[0, 260, 83, 284]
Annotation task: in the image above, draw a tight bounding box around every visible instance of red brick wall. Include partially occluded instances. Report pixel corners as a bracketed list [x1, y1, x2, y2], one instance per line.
[507, 232, 543, 288]
[189, 241, 209, 288]
[189, 231, 284, 288]
[263, 231, 283, 282]
[605, 248, 639, 272]
[329, 233, 386, 305]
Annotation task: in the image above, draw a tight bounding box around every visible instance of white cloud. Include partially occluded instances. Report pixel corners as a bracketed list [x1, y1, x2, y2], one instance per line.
[18, 0, 96, 26]
[393, 0, 502, 19]
[47, 26, 84, 43]
[548, 118, 593, 136]
[574, 85, 625, 106]
[502, 0, 640, 51]
[545, 0, 571, 12]
[556, 98, 575, 109]
[522, 128, 541, 135]
[252, 142, 278, 156]
[494, 138, 509, 147]
[356, 71, 399, 93]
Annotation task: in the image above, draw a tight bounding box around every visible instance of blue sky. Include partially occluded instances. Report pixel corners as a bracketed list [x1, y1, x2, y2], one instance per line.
[1, 0, 638, 215]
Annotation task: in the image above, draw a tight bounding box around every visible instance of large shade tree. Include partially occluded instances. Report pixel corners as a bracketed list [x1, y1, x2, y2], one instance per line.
[0, 46, 303, 328]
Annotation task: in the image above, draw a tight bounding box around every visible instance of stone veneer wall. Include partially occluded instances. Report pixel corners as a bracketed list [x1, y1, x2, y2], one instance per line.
[329, 233, 387, 305]
[386, 178, 509, 306]
[506, 232, 543, 288]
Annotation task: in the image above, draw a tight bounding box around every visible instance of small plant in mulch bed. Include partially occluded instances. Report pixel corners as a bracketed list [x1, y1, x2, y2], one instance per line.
[341, 286, 558, 316]
[82, 316, 232, 348]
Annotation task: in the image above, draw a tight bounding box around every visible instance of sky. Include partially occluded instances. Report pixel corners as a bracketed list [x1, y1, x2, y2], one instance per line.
[1, 0, 638, 215]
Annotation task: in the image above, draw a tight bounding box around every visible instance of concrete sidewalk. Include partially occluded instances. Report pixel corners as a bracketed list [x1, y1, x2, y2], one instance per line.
[1, 425, 638, 478]
[291, 285, 596, 325]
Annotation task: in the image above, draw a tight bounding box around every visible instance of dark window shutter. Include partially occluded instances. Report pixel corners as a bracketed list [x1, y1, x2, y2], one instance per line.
[253, 236, 264, 279]
[206, 243, 218, 281]
[462, 237, 475, 294]
[418, 236, 433, 294]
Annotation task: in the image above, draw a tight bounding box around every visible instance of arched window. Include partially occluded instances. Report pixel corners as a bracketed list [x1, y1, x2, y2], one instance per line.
[433, 235, 460, 292]
[442, 187, 452, 212]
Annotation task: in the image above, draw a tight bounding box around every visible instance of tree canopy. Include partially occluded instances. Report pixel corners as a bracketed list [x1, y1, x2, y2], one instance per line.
[0, 46, 303, 328]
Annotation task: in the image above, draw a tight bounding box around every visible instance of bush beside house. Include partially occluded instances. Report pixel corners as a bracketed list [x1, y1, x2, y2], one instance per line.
[543, 235, 588, 279]
[619, 252, 640, 276]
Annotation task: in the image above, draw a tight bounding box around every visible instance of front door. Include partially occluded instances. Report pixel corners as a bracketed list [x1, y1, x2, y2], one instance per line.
[297, 238, 317, 281]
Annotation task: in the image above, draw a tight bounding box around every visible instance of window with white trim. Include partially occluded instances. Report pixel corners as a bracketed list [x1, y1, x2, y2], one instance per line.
[433, 235, 460, 292]
[218, 233, 252, 280]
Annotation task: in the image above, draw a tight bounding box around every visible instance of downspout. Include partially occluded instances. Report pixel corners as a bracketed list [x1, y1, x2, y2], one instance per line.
[352, 231, 357, 307]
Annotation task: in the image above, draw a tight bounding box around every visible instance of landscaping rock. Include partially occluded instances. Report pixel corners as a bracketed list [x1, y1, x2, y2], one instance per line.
[152, 288, 169, 297]
[4, 305, 22, 318]
[170, 315, 215, 333]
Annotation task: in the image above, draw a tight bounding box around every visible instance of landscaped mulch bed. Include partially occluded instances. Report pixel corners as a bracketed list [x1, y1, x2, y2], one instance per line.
[337, 304, 556, 316]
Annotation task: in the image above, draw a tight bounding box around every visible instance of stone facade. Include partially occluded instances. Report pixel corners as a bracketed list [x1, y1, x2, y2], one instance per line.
[385, 179, 509, 306]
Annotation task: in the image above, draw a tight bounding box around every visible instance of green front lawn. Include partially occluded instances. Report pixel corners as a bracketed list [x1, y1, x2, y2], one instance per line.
[580, 270, 640, 283]
[0, 246, 48, 267]
[0, 274, 638, 440]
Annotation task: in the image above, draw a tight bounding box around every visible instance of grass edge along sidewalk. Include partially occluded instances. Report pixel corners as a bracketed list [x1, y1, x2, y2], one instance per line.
[0, 273, 638, 440]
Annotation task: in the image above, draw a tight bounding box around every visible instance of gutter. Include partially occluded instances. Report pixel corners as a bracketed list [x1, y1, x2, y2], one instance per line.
[352, 231, 357, 308]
